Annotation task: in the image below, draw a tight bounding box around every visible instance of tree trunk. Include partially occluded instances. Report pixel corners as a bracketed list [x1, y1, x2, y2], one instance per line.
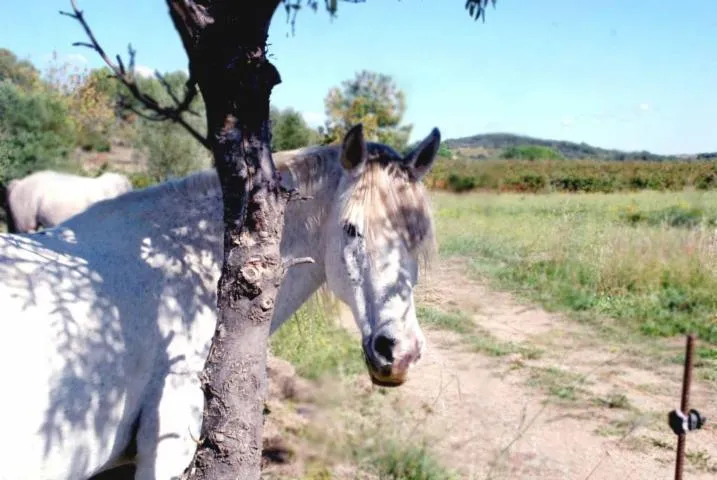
[166, 1, 287, 478]
[0, 182, 17, 234]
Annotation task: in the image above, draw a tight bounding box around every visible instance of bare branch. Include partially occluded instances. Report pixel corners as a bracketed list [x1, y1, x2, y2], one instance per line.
[281, 185, 313, 202]
[283, 257, 315, 269]
[124, 104, 169, 122]
[155, 72, 202, 117]
[61, 0, 211, 150]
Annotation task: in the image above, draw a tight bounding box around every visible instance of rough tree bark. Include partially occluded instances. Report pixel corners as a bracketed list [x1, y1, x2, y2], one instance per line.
[0, 182, 18, 234]
[165, 1, 289, 479]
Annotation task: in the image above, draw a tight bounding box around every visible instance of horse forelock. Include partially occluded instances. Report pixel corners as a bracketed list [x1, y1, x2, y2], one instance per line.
[339, 147, 436, 269]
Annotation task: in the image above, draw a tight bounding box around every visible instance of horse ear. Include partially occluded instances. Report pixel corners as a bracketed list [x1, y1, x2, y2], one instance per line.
[340, 123, 368, 172]
[403, 127, 441, 181]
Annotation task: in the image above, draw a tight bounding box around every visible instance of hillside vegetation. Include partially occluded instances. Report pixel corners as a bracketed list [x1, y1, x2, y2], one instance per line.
[445, 132, 715, 161]
[425, 157, 717, 194]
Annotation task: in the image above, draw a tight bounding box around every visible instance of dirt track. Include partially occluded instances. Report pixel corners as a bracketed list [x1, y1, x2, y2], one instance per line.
[333, 258, 717, 479]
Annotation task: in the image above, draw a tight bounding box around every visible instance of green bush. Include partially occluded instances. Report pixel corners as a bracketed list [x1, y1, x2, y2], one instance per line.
[619, 204, 715, 229]
[0, 82, 77, 183]
[425, 157, 717, 194]
[77, 129, 112, 153]
[136, 120, 206, 183]
[437, 142, 452, 158]
[270, 106, 317, 152]
[695, 171, 717, 190]
[446, 173, 476, 192]
[128, 172, 157, 190]
[502, 144, 563, 161]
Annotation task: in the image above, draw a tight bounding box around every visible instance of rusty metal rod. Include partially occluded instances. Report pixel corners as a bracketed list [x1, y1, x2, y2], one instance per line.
[674, 334, 695, 480]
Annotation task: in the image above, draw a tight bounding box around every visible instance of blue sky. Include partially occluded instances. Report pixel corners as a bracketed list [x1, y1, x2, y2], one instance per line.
[3, 0, 716, 154]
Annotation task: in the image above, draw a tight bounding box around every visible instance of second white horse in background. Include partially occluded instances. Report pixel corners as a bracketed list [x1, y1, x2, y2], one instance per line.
[6, 170, 133, 233]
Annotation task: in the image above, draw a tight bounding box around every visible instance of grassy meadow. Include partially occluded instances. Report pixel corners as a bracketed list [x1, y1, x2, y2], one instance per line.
[431, 189, 717, 354]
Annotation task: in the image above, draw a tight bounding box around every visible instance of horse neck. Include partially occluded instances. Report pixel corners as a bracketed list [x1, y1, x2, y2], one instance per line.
[61, 169, 225, 267]
[64, 160, 341, 332]
[277, 149, 342, 261]
[269, 149, 344, 331]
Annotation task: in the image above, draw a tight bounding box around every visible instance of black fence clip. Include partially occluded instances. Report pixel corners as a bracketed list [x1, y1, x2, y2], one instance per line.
[668, 409, 706, 435]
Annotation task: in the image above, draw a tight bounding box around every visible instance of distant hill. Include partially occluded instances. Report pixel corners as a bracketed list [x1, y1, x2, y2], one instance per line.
[443, 133, 714, 162]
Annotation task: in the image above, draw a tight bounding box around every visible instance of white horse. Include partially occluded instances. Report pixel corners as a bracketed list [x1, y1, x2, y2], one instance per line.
[6, 170, 133, 233]
[0, 124, 441, 480]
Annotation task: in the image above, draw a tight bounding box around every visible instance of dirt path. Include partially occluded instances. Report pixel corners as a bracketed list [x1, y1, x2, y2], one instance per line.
[336, 258, 717, 479]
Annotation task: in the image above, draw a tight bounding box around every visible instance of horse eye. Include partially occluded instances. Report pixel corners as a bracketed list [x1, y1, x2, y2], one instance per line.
[343, 223, 359, 238]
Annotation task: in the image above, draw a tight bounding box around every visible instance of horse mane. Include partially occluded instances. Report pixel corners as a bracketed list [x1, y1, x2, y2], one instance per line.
[166, 168, 222, 198]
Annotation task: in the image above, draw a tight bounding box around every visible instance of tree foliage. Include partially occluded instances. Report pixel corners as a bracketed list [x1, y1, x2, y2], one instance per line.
[0, 47, 214, 188]
[323, 70, 412, 152]
[279, 0, 496, 32]
[118, 69, 210, 181]
[0, 81, 78, 183]
[140, 117, 207, 182]
[0, 48, 41, 91]
[270, 106, 319, 152]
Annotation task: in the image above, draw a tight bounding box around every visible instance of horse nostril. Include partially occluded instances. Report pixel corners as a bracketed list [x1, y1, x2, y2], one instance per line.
[373, 333, 396, 364]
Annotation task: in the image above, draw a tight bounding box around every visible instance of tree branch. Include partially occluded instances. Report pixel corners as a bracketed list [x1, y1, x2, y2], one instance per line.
[465, 0, 496, 22]
[60, 0, 211, 150]
[282, 256, 315, 269]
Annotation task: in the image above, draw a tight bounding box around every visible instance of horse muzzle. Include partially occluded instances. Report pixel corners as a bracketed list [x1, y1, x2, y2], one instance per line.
[361, 348, 412, 387]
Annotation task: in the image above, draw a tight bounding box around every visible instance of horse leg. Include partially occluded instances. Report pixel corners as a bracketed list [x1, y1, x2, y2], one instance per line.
[133, 382, 203, 480]
[6, 205, 35, 233]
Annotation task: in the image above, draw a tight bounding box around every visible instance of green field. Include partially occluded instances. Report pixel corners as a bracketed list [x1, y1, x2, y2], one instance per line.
[431, 189, 717, 351]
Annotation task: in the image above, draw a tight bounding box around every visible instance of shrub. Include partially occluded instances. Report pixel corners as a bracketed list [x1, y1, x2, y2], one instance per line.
[618, 204, 715, 229]
[437, 142, 452, 158]
[270, 106, 316, 152]
[425, 157, 717, 194]
[0, 82, 77, 183]
[695, 171, 717, 190]
[137, 120, 206, 183]
[128, 172, 157, 190]
[446, 173, 476, 192]
[501, 144, 563, 161]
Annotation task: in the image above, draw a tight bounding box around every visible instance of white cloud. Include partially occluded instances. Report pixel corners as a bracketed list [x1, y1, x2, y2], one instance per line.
[302, 111, 325, 128]
[561, 116, 575, 127]
[134, 65, 155, 78]
[638, 102, 650, 112]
